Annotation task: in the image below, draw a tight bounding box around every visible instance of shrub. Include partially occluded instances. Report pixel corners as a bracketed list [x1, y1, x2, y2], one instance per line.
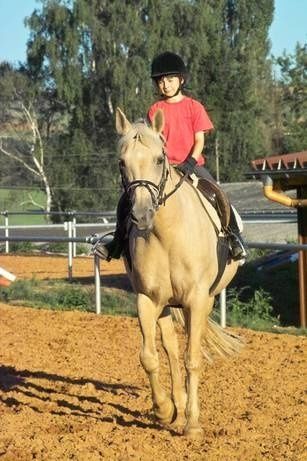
[8, 242, 36, 253]
[231, 250, 299, 325]
[226, 287, 280, 330]
[39, 242, 90, 255]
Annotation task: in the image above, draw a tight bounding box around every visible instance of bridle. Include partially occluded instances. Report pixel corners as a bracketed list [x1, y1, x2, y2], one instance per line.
[119, 140, 187, 211]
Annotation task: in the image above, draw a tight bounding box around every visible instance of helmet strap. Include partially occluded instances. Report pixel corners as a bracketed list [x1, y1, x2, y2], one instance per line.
[162, 85, 182, 99]
[156, 75, 185, 100]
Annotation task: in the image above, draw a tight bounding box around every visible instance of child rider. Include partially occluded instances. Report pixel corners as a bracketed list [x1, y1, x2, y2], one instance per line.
[94, 51, 246, 261]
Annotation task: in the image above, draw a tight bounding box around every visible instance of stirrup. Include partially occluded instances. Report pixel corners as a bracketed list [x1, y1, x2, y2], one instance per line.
[92, 232, 114, 261]
[229, 233, 247, 261]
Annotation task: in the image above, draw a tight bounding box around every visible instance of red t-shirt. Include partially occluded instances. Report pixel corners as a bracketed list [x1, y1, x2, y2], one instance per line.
[147, 96, 214, 165]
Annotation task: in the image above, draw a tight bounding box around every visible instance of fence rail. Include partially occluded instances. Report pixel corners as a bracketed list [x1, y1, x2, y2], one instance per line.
[0, 209, 305, 326]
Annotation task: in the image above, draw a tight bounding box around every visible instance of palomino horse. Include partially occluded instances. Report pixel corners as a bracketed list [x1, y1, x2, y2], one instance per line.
[115, 107, 241, 439]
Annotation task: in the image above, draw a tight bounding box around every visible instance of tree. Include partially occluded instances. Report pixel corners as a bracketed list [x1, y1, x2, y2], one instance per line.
[273, 43, 307, 153]
[201, 0, 275, 181]
[6, 0, 276, 215]
[0, 63, 55, 213]
[23, 0, 216, 211]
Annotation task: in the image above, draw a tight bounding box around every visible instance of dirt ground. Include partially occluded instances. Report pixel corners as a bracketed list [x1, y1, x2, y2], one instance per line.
[0, 255, 306, 461]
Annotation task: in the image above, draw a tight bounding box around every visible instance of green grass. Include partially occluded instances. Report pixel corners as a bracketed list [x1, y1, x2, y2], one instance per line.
[0, 189, 47, 225]
[0, 242, 90, 255]
[230, 248, 300, 326]
[0, 278, 137, 317]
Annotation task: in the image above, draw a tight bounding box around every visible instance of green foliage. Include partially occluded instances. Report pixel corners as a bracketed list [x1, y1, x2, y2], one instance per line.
[272, 43, 307, 154]
[40, 242, 69, 254]
[6, 242, 36, 254]
[202, 0, 274, 181]
[23, 0, 275, 192]
[0, 278, 40, 304]
[1, 0, 304, 210]
[231, 251, 299, 326]
[0, 278, 136, 316]
[226, 287, 279, 330]
[50, 285, 90, 310]
[41, 242, 89, 255]
[46, 133, 120, 215]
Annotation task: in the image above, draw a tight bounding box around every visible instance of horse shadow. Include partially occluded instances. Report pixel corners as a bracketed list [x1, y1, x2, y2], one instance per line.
[0, 365, 172, 432]
[70, 274, 133, 292]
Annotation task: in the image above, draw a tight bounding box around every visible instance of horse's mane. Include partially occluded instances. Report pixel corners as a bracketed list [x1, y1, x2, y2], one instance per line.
[118, 121, 163, 151]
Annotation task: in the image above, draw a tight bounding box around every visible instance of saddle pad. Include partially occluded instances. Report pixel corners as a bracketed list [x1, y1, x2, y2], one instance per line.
[189, 174, 244, 234]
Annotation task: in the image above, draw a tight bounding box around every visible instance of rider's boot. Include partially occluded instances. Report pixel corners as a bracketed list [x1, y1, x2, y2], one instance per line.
[93, 193, 131, 261]
[93, 231, 124, 261]
[228, 232, 247, 261]
[227, 208, 247, 261]
[199, 174, 247, 262]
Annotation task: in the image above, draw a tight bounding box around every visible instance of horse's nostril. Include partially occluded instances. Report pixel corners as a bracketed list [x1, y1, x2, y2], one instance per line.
[131, 206, 155, 231]
[130, 211, 138, 224]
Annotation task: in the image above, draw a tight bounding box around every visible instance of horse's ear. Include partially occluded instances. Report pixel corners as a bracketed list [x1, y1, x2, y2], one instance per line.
[116, 107, 132, 135]
[151, 109, 164, 134]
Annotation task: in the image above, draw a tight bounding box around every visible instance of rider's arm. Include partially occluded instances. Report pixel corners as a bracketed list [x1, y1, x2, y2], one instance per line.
[190, 131, 205, 162]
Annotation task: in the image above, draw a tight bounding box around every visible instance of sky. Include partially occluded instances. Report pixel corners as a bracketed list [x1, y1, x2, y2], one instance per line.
[0, 0, 306, 64]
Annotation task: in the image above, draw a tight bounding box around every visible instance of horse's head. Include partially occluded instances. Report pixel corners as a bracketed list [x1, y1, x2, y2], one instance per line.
[116, 107, 168, 231]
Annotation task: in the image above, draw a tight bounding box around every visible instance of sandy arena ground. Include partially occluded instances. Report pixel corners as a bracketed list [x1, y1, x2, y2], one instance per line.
[0, 255, 306, 460]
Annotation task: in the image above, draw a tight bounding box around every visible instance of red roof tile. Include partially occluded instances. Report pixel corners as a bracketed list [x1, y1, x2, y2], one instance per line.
[251, 151, 307, 171]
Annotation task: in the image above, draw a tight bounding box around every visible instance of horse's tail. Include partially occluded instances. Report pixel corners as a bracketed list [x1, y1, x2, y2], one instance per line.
[171, 308, 243, 363]
[201, 318, 243, 362]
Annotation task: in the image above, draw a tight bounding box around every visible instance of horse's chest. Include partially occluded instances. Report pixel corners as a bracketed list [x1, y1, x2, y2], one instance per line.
[130, 245, 172, 297]
[131, 246, 192, 300]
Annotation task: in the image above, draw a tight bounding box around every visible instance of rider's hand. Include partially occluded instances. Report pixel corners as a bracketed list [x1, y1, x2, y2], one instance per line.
[177, 157, 197, 176]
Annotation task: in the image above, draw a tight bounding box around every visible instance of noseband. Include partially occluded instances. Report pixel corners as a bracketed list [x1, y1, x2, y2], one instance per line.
[119, 134, 188, 211]
[121, 149, 169, 210]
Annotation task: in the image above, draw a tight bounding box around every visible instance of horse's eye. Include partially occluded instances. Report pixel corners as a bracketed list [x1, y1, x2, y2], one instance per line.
[156, 156, 164, 165]
[119, 159, 125, 169]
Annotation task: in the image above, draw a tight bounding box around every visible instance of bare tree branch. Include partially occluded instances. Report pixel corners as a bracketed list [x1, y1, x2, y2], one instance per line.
[0, 99, 52, 214]
[20, 193, 45, 211]
[0, 138, 40, 177]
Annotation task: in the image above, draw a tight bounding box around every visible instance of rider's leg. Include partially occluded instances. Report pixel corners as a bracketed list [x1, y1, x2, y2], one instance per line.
[94, 193, 131, 260]
[227, 207, 247, 260]
[194, 166, 247, 261]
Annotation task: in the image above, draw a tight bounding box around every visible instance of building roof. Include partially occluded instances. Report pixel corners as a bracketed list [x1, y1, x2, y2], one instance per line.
[247, 151, 307, 188]
[250, 151, 307, 173]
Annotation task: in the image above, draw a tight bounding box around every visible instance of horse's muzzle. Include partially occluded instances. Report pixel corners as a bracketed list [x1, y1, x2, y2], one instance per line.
[131, 206, 154, 231]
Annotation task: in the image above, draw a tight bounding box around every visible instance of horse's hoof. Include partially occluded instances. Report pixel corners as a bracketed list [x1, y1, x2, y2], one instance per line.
[171, 414, 186, 431]
[155, 398, 175, 425]
[184, 425, 203, 440]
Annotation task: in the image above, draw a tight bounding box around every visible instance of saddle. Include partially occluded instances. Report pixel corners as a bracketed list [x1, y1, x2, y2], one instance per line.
[186, 175, 231, 230]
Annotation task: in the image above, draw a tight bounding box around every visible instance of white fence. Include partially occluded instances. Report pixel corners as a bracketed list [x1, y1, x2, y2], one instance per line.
[0, 210, 306, 326]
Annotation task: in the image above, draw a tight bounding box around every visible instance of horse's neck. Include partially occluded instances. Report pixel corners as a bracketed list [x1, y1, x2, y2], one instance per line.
[156, 170, 216, 231]
[154, 172, 191, 228]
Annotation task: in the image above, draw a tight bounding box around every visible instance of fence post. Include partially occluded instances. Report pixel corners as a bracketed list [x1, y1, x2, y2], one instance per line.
[220, 288, 226, 328]
[67, 221, 73, 281]
[94, 254, 101, 314]
[72, 215, 77, 257]
[4, 213, 9, 254]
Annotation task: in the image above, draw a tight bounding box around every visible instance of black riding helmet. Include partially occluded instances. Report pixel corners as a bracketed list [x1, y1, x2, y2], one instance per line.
[151, 51, 187, 79]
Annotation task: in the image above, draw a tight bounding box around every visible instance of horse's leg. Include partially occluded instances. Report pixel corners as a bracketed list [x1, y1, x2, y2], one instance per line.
[137, 294, 175, 424]
[158, 307, 187, 429]
[184, 294, 214, 439]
